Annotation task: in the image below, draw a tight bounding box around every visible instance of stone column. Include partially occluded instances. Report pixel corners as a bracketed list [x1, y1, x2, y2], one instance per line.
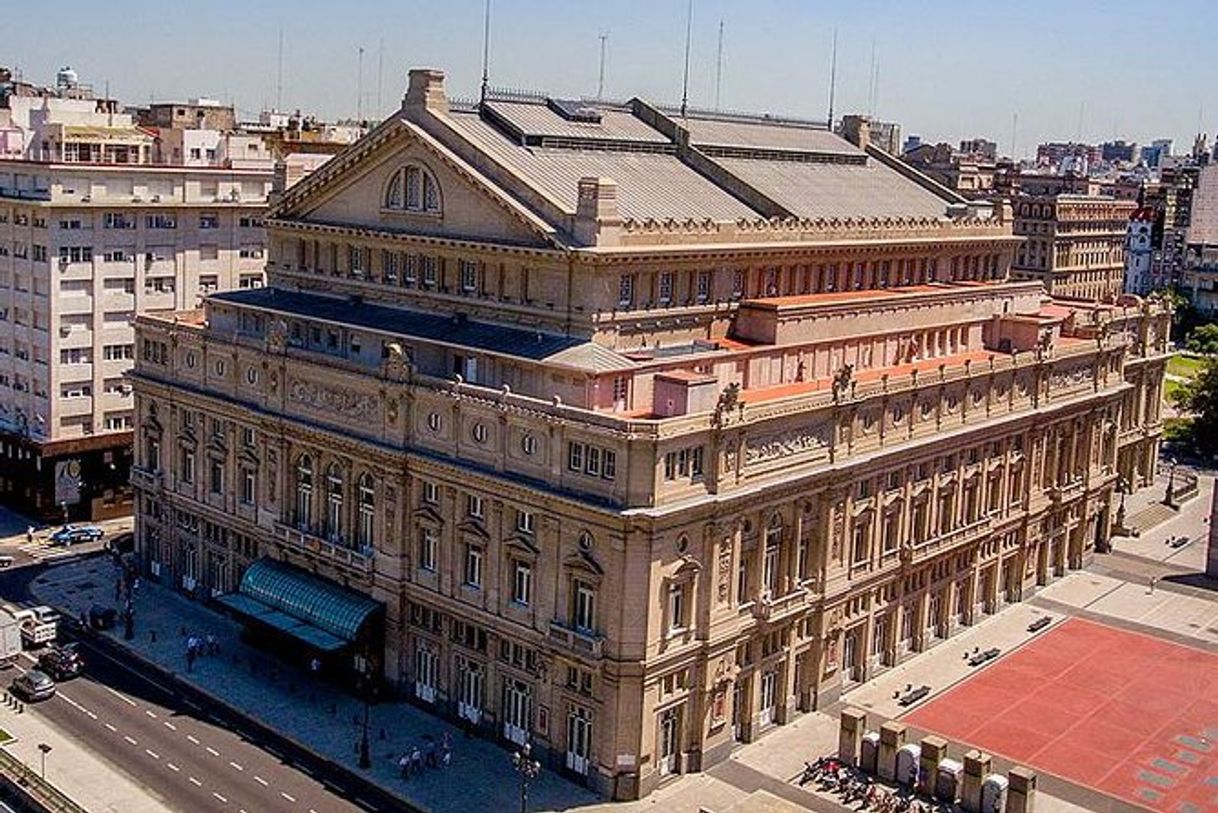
[878, 721, 906, 781]
[962, 750, 991, 813]
[1208, 486, 1218, 579]
[838, 708, 867, 767]
[917, 735, 949, 796]
[1006, 766, 1036, 813]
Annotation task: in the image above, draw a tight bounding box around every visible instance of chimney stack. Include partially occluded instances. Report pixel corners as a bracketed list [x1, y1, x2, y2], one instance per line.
[403, 68, 448, 115]
[841, 114, 872, 150]
[574, 176, 622, 247]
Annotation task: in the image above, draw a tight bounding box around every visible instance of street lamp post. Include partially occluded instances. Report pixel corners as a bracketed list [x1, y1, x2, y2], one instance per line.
[1164, 457, 1178, 508]
[512, 742, 541, 813]
[37, 743, 51, 780]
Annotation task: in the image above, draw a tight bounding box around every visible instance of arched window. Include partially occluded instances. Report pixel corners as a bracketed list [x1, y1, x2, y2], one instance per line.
[358, 473, 375, 549]
[325, 464, 344, 542]
[295, 454, 313, 529]
[384, 164, 442, 214]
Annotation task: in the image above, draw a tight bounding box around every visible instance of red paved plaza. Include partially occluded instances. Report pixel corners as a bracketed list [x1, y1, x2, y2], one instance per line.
[904, 618, 1218, 812]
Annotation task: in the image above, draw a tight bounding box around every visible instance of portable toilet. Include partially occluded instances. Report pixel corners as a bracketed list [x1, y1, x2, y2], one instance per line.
[935, 757, 964, 802]
[981, 773, 1009, 813]
[896, 743, 921, 788]
[860, 731, 880, 774]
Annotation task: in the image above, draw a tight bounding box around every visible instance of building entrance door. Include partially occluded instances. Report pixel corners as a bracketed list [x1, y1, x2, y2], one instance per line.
[415, 643, 437, 704]
[732, 679, 748, 741]
[457, 659, 483, 724]
[758, 671, 777, 726]
[658, 707, 680, 775]
[503, 679, 531, 745]
[566, 707, 592, 775]
[842, 631, 858, 682]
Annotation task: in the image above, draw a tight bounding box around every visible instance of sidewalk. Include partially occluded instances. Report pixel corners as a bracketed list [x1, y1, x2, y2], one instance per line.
[31, 558, 599, 813]
[0, 673, 171, 813]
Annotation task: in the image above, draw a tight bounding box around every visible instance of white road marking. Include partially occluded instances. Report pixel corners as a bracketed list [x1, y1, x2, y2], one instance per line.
[188, 776, 202, 787]
[229, 761, 243, 771]
[205, 746, 220, 757]
[163, 721, 177, 731]
[104, 723, 117, 732]
[213, 792, 228, 803]
[167, 763, 180, 773]
[56, 693, 98, 719]
[144, 709, 157, 719]
[145, 749, 159, 760]
[280, 792, 296, 803]
[186, 735, 200, 745]
[253, 776, 269, 787]
[123, 735, 138, 746]
[104, 686, 138, 707]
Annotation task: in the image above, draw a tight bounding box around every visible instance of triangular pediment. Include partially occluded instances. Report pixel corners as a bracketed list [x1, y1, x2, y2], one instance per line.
[456, 519, 490, 540]
[274, 119, 559, 248]
[412, 505, 443, 525]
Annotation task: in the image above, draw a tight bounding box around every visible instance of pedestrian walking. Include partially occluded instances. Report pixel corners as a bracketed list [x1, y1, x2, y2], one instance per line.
[399, 753, 410, 778]
[1149, 576, 1158, 594]
[206, 633, 217, 655]
[410, 746, 422, 776]
[310, 657, 321, 675]
[25, 526, 33, 545]
[185, 641, 197, 672]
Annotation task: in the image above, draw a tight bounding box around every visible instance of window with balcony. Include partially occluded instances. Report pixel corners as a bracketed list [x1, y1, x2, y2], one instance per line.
[209, 460, 223, 495]
[240, 468, 256, 505]
[358, 474, 375, 548]
[658, 271, 673, 305]
[464, 544, 483, 588]
[512, 561, 532, 606]
[418, 526, 438, 572]
[618, 274, 633, 308]
[180, 447, 196, 485]
[325, 464, 344, 542]
[571, 580, 596, 633]
[295, 455, 313, 528]
[696, 270, 710, 303]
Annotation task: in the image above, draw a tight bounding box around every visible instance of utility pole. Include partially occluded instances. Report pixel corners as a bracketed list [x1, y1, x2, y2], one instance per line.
[714, 19, 724, 111]
[276, 28, 284, 111]
[597, 32, 608, 100]
[827, 28, 838, 128]
[480, 0, 493, 103]
[356, 46, 364, 122]
[377, 37, 384, 116]
[680, 0, 693, 118]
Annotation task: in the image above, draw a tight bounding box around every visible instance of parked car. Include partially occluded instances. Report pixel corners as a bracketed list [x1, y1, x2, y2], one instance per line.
[106, 532, 134, 555]
[11, 669, 56, 702]
[87, 605, 117, 631]
[37, 645, 83, 681]
[49, 524, 104, 546]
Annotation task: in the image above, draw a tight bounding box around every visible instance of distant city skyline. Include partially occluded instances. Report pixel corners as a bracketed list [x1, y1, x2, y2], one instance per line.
[6, 0, 1217, 157]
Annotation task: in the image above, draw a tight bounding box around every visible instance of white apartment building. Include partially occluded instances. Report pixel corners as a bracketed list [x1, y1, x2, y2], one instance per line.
[0, 91, 272, 520]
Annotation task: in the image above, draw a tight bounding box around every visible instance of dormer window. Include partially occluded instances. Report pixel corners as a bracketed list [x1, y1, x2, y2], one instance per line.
[384, 164, 441, 214]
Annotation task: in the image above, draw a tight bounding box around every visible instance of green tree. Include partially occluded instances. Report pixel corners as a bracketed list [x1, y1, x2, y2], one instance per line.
[1185, 323, 1218, 354]
[1177, 354, 1218, 454]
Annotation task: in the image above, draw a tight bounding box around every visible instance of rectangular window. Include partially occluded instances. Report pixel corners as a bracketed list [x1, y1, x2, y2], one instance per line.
[467, 494, 484, 519]
[421, 256, 437, 287]
[668, 583, 687, 632]
[512, 561, 532, 606]
[658, 271, 673, 304]
[618, 274, 633, 307]
[404, 254, 418, 285]
[464, 545, 483, 588]
[690, 446, 704, 478]
[419, 527, 438, 571]
[145, 214, 176, 229]
[423, 481, 439, 504]
[383, 250, 400, 284]
[459, 260, 478, 292]
[103, 213, 135, 230]
[602, 450, 616, 481]
[731, 270, 744, 299]
[199, 214, 219, 229]
[572, 581, 595, 632]
[240, 469, 256, 504]
[181, 448, 196, 484]
[585, 446, 601, 476]
[209, 461, 223, 494]
[696, 270, 711, 303]
[516, 510, 534, 535]
[567, 442, 585, 472]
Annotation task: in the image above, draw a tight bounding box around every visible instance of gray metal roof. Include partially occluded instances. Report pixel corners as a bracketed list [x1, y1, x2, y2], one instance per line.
[682, 116, 860, 156]
[443, 110, 761, 221]
[483, 100, 669, 144]
[213, 287, 633, 372]
[713, 155, 950, 220]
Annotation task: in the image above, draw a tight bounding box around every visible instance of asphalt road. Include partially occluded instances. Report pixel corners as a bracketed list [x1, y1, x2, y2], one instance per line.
[8, 636, 371, 813]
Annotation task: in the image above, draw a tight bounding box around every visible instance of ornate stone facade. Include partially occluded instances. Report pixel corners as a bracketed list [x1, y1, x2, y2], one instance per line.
[129, 69, 1170, 801]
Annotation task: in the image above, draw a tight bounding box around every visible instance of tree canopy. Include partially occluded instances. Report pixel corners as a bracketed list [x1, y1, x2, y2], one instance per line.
[1175, 353, 1218, 454]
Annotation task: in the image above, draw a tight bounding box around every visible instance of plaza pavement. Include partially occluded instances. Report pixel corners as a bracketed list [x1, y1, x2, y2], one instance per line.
[16, 472, 1216, 813]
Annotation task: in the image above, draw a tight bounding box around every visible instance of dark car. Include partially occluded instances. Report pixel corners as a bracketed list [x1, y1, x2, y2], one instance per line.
[106, 532, 135, 555]
[11, 669, 56, 702]
[87, 605, 117, 631]
[38, 646, 83, 681]
[49, 524, 104, 546]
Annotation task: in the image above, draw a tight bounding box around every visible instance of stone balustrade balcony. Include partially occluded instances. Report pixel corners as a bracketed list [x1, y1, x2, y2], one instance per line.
[547, 619, 605, 660]
[130, 466, 162, 491]
[273, 521, 374, 575]
[751, 587, 808, 623]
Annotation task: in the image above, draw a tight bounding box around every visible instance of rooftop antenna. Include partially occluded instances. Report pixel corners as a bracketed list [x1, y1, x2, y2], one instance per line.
[867, 37, 877, 116]
[105, 80, 112, 126]
[356, 46, 364, 121]
[597, 32, 608, 100]
[480, 0, 493, 103]
[714, 19, 724, 111]
[1010, 112, 1019, 160]
[680, 0, 693, 118]
[1075, 101, 1084, 142]
[276, 27, 284, 111]
[376, 37, 384, 115]
[826, 28, 838, 128]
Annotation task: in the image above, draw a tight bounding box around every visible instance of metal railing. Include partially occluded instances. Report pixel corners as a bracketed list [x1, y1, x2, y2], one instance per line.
[0, 747, 88, 813]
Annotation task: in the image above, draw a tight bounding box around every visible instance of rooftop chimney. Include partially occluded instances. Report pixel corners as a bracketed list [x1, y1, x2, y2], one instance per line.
[841, 114, 872, 150]
[574, 177, 622, 247]
[403, 68, 448, 115]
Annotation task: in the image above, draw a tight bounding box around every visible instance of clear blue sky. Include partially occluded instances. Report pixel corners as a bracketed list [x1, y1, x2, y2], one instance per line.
[7, 0, 1216, 156]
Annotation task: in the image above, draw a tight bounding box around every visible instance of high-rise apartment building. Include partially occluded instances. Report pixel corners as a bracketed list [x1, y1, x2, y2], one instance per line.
[1009, 194, 1136, 301]
[0, 83, 272, 519]
[129, 69, 1169, 800]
